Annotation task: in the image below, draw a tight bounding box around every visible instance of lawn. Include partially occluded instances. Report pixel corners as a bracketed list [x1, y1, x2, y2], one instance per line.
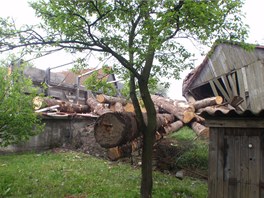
[0, 150, 207, 198]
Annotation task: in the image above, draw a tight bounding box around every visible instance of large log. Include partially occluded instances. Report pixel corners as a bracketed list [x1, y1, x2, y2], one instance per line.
[113, 102, 125, 112]
[33, 97, 90, 113]
[107, 131, 163, 161]
[33, 96, 61, 110]
[94, 112, 139, 148]
[151, 95, 195, 123]
[94, 112, 175, 148]
[107, 137, 143, 161]
[190, 121, 209, 138]
[193, 96, 223, 110]
[86, 97, 111, 115]
[159, 120, 184, 135]
[96, 94, 128, 105]
[59, 101, 90, 113]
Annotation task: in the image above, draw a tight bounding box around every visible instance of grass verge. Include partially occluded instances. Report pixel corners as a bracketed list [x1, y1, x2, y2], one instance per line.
[0, 151, 207, 198]
[169, 126, 209, 171]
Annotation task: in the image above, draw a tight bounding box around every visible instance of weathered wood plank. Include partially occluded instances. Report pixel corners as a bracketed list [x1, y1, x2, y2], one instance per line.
[217, 129, 224, 198]
[227, 73, 238, 96]
[213, 78, 230, 102]
[205, 119, 264, 129]
[234, 130, 241, 198]
[240, 134, 249, 198]
[248, 133, 260, 198]
[221, 75, 233, 99]
[236, 69, 247, 109]
[208, 128, 218, 198]
[209, 80, 219, 96]
[226, 133, 236, 198]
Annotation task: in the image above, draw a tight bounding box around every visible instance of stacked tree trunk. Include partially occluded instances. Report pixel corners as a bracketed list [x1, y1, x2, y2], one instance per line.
[34, 93, 230, 161]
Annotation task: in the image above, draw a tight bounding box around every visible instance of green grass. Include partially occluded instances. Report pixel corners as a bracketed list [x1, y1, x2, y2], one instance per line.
[0, 151, 207, 198]
[169, 127, 209, 171]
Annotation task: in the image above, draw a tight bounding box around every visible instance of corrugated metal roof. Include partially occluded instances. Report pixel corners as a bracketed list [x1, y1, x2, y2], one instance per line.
[200, 108, 264, 118]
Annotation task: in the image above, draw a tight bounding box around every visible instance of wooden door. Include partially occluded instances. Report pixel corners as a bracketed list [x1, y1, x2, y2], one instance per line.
[209, 128, 264, 198]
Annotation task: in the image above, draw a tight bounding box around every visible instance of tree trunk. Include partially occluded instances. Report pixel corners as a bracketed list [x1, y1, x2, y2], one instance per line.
[33, 96, 61, 110]
[94, 112, 175, 148]
[114, 102, 125, 112]
[96, 94, 127, 105]
[190, 121, 209, 138]
[59, 101, 90, 113]
[107, 136, 143, 161]
[151, 95, 195, 123]
[160, 120, 184, 135]
[193, 96, 223, 110]
[94, 112, 139, 148]
[86, 97, 111, 115]
[33, 97, 89, 113]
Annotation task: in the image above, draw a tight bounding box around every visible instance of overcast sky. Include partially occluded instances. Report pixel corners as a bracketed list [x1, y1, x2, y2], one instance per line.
[0, 0, 263, 99]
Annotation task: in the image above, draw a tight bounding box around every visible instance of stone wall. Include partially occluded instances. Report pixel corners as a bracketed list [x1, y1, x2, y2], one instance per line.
[0, 116, 97, 153]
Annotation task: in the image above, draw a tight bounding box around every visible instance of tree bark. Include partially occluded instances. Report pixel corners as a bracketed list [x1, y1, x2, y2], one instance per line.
[33, 96, 90, 113]
[107, 136, 143, 161]
[59, 101, 90, 113]
[86, 97, 111, 115]
[96, 94, 127, 105]
[190, 121, 209, 138]
[114, 102, 125, 112]
[33, 96, 61, 110]
[159, 120, 184, 135]
[193, 96, 223, 110]
[94, 112, 139, 148]
[94, 112, 175, 148]
[151, 95, 195, 123]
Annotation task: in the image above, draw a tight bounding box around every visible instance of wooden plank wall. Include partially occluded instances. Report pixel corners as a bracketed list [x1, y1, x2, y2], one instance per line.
[208, 128, 264, 198]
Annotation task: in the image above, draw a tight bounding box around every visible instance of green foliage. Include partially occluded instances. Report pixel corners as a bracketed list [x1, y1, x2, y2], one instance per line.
[170, 127, 209, 171]
[0, 1, 248, 196]
[0, 0, 248, 85]
[83, 67, 117, 96]
[0, 151, 207, 197]
[0, 60, 43, 147]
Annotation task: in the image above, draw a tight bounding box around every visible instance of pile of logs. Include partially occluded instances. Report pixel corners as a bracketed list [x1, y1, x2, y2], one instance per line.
[33, 94, 228, 161]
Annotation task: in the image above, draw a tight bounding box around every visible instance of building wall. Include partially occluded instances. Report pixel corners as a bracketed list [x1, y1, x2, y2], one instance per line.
[0, 117, 96, 153]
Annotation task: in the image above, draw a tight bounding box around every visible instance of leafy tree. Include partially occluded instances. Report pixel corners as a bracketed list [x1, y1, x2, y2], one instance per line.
[83, 67, 117, 96]
[0, 1, 248, 197]
[0, 59, 43, 147]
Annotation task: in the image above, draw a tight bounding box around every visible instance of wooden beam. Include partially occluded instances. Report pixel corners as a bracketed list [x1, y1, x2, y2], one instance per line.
[205, 119, 264, 128]
[213, 78, 230, 102]
[221, 75, 233, 99]
[209, 80, 219, 97]
[227, 74, 238, 96]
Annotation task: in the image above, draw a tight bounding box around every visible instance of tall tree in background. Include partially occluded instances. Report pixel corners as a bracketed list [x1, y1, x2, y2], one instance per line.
[0, 1, 248, 196]
[0, 59, 43, 147]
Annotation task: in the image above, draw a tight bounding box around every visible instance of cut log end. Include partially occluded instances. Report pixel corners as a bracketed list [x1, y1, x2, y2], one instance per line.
[182, 111, 195, 123]
[94, 112, 138, 148]
[33, 96, 44, 110]
[215, 96, 223, 105]
[96, 94, 105, 103]
[94, 113, 126, 148]
[124, 103, 135, 112]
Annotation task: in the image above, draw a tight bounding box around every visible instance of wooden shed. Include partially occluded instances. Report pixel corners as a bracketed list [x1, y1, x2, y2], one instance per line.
[183, 42, 264, 112]
[202, 109, 264, 198]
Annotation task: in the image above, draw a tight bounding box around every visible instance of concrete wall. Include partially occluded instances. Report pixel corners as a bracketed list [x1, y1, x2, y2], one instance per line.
[0, 116, 97, 154]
